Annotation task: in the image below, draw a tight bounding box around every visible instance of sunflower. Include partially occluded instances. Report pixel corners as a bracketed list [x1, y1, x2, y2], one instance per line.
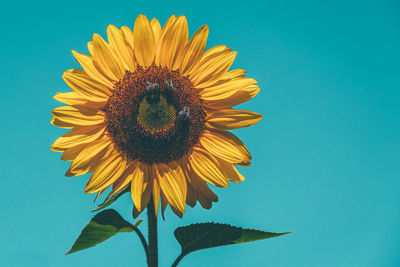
[51, 14, 262, 217]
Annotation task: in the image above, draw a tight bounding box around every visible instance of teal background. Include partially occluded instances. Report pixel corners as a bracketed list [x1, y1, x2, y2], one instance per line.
[1, 0, 399, 266]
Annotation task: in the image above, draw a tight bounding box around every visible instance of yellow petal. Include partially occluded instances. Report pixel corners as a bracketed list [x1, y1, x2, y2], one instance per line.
[151, 165, 161, 216]
[71, 50, 114, 88]
[155, 15, 177, 65]
[107, 160, 138, 197]
[190, 45, 228, 73]
[197, 191, 217, 208]
[62, 69, 111, 98]
[161, 15, 178, 33]
[222, 69, 246, 80]
[158, 16, 189, 70]
[87, 41, 95, 56]
[131, 162, 151, 212]
[156, 162, 187, 214]
[121, 26, 134, 49]
[189, 45, 230, 78]
[181, 161, 218, 209]
[206, 84, 260, 109]
[206, 108, 262, 130]
[169, 204, 183, 218]
[160, 191, 168, 219]
[92, 33, 125, 81]
[186, 182, 197, 207]
[94, 189, 106, 201]
[85, 152, 127, 193]
[190, 50, 237, 88]
[61, 143, 88, 161]
[180, 25, 209, 76]
[216, 158, 245, 183]
[195, 68, 246, 90]
[50, 117, 73, 129]
[203, 45, 229, 58]
[189, 147, 229, 187]
[131, 161, 146, 210]
[51, 124, 105, 152]
[196, 70, 245, 90]
[194, 180, 218, 209]
[133, 14, 156, 67]
[107, 25, 136, 72]
[54, 92, 84, 105]
[132, 205, 141, 219]
[146, 164, 160, 215]
[200, 78, 257, 101]
[67, 137, 111, 176]
[53, 92, 106, 108]
[51, 105, 105, 127]
[150, 18, 162, 44]
[200, 129, 251, 165]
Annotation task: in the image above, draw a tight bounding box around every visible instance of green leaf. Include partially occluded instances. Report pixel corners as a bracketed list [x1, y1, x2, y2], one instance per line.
[134, 219, 143, 227]
[92, 185, 130, 212]
[66, 209, 134, 254]
[174, 223, 291, 257]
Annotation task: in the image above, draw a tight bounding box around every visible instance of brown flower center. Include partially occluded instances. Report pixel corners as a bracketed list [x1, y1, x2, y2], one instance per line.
[104, 66, 206, 164]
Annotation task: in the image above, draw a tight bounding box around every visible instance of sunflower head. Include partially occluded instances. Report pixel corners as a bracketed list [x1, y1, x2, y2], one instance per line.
[51, 14, 262, 217]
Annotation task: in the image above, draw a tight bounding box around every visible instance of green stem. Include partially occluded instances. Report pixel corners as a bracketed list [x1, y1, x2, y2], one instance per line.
[147, 198, 158, 267]
[131, 225, 149, 261]
[171, 253, 184, 267]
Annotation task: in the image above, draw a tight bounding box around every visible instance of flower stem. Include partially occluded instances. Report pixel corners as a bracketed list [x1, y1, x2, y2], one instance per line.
[147, 198, 158, 267]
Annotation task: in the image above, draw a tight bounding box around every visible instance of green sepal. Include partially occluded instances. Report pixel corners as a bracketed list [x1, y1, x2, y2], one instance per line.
[134, 219, 143, 227]
[174, 223, 291, 258]
[66, 209, 134, 254]
[91, 185, 130, 212]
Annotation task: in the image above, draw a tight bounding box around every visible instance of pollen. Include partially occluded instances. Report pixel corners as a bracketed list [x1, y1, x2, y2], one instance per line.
[137, 94, 176, 132]
[104, 66, 206, 164]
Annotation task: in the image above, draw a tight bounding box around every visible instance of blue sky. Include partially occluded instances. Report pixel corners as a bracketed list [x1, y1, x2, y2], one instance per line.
[1, 0, 399, 266]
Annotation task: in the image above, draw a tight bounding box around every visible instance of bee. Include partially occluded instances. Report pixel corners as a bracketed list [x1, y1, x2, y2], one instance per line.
[178, 106, 191, 119]
[145, 81, 160, 104]
[165, 78, 175, 91]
